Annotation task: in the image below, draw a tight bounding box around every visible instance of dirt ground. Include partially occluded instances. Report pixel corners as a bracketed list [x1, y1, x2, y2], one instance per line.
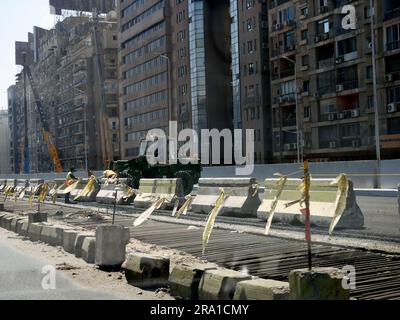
[0, 218, 212, 300]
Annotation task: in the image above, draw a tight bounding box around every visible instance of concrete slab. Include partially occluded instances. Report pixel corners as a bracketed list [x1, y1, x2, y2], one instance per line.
[28, 223, 43, 242]
[123, 253, 170, 289]
[16, 219, 27, 235]
[233, 279, 289, 300]
[63, 230, 79, 254]
[289, 267, 350, 300]
[95, 225, 130, 267]
[81, 237, 96, 264]
[4, 216, 14, 231]
[20, 221, 30, 237]
[169, 263, 218, 300]
[198, 269, 252, 300]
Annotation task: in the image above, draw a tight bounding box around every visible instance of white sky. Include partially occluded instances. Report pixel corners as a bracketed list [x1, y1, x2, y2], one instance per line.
[0, 0, 56, 111]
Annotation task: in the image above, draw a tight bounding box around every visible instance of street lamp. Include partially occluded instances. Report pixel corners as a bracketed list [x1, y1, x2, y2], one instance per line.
[281, 55, 301, 163]
[160, 54, 172, 121]
[74, 88, 88, 173]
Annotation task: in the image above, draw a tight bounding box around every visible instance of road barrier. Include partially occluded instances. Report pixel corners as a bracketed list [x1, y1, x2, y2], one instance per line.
[257, 178, 364, 231]
[191, 178, 261, 217]
[71, 178, 100, 202]
[96, 178, 135, 205]
[134, 178, 184, 209]
[14, 179, 28, 196]
[25, 179, 45, 196]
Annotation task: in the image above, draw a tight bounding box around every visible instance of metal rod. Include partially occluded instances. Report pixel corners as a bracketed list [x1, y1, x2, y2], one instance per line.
[303, 160, 312, 270]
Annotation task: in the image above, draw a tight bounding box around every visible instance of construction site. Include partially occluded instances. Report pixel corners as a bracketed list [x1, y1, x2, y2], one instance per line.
[0, 0, 400, 306]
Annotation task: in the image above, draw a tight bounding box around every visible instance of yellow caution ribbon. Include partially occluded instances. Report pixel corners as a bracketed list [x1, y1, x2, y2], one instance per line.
[329, 174, 349, 235]
[74, 177, 96, 201]
[38, 183, 49, 203]
[133, 197, 166, 227]
[265, 174, 288, 235]
[175, 195, 194, 219]
[202, 188, 226, 255]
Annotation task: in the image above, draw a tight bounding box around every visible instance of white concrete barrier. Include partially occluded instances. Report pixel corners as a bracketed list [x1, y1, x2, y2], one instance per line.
[134, 179, 184, 209]
[14, 179, 29, 196]
[25, 179, 45, 196]
[191, 178, 261, 217]
[96, 178, 135, 205]
[70, 178, 100, 202]
[257, 178, 364, 230]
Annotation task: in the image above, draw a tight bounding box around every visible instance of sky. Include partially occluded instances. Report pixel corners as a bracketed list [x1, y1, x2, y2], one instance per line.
[0, 0, 56, 111]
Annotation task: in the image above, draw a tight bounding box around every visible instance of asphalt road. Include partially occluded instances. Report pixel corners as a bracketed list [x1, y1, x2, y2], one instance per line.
[0, 241, 117, 300]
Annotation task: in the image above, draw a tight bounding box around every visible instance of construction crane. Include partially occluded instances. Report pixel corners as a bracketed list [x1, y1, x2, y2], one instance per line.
[23, 64, 63, 173]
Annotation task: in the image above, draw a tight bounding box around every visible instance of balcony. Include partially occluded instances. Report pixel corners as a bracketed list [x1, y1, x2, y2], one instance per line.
[318, 58, 334, 69]
[280, 68, 295, 78]
[269, 0, 290, 9]
[337, 79, 359, 91]
[386, 40, 400, 52]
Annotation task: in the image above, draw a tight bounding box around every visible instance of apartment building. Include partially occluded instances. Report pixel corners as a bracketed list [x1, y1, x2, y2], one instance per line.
[9, 13, 120, 173]
[231, 0, 273, 163]
[268, 0, 400, 162]
[118, 0, 233, 159]
[0, 110, 11, 174]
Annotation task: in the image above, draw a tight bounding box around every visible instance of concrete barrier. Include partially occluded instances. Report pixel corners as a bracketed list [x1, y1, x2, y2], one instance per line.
[28, 223, 43, 242]
[3, 215, 14, 230]
[16, 219, 27, 235]
[123, 253, 170, 288]
[96, 178, 135, 205]
[74, 233, 94, 258]
[20, 221, 30, 237]
[81, 237, 96, 264]
[40, 225, 64, 247]
[28, 212, 47, 224]
[233, 279, 289, 300]
[289, 267, 350, 300]
[70, 178, 100, 202]
[0, 179, 11, 192]
[168, 263, 218, 300]
[198, 269, 252, 300]
[25, 179, 45, 196]
[398, 184, 400, 226]
[134, 179, 184, 210]
[191, 178, 261, 217]
[14, 179, 28, 196]
[52, 179, 69, 198]
[95, 225, 130, 267]
[257, 178, 364, 230]
[63, 230, 79, 253]
[10, 217, 25, 233]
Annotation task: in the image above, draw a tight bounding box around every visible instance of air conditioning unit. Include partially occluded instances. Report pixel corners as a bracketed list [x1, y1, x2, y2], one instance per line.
[315, 35, 322, 43]
[284, 144, 292, 151]
[336, 84, 344, 92]
[352, 140, 360, 148]
[304, 116, 311, 122]
[336, 57, 344, 64]
[274, 23, 283, 31]
[338, 112, 345, 120]
[291, 143, 298, 150]
[313, 91, 320, 99]
[329, 141, 337, 148]
[387, 103, 397, 113]
[278, 97, 284, 104]
[328, 113, 336, 121]
[351, 109, 360, 117]
[385, 74, 394, 82]
[321, 33, 329, 41]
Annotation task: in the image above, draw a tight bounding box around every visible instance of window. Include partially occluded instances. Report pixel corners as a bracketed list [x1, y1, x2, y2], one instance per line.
[366, 66, 373, 79]
[303, 80, 310, 92]
[301, 29, 308, 41]
[278, 6, 295, 24]
[280, 80, 295, 95]
[301, 6, 309, 17]
[338, 37, 357, 56]
[302, 55, 309, 66]
[304, 106, 311, 119]
[248, 63, 255, 75]
[364, 6, 372, 19]
[340, 124, 360, 138]
[318, 19, 330, 34]
[386, 24, 400, 50]
[388, 86, 400, 103]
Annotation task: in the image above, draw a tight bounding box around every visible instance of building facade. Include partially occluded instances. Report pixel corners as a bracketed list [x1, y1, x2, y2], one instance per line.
[9, 14, 120, 173]
[268, 0, 400, 162]
[0, 110, 11, 174]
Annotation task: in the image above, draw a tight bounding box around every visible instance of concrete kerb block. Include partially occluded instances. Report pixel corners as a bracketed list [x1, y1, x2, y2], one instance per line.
[11, 217, 25, 233]
[4, 215, 15, 231]
[233, 279, 290, 300]
[28, 223, 43, 242]
[123, 252, 170, 289]
[289, 267, 350, 300]
[16, 219, 28, 235]
[81, 237, 96, 264]
[74, 233, 94, 258]
[0, 203, 4, 211]
[28, 212, 47, 224]
[95, 225, 130, 267]
[63, 230, 79, 254]
[20, 221, 30, 237]
[40, 225, 65, 247]
[169, 263, 218, 300]
[0, 213, 12, 228]
[198, 268, 252, 300]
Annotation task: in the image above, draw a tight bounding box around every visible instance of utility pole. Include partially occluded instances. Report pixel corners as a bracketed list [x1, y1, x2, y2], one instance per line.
[22, 53, 29, 174]
[370, 0, 381, 188]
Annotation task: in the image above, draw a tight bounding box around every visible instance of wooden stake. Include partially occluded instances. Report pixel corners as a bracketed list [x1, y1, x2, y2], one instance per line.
[303, 160, 312, 271]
